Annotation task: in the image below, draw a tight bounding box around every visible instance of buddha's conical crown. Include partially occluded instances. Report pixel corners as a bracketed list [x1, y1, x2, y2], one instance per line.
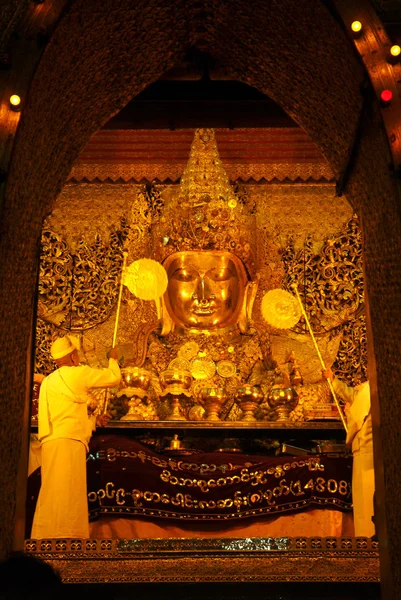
[153, 128, 256, 277]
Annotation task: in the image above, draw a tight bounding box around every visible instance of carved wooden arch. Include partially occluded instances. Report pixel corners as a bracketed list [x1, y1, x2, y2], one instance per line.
[1, 0, 401, 592]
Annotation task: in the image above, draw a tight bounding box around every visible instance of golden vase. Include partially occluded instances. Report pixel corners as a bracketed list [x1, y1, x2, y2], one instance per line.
[201, 388, 226, 421]
[160, 369, 192, 421]
[268, 387, 298, 421]
[236, 386, 264, 422]
[119, 367, 152, 421]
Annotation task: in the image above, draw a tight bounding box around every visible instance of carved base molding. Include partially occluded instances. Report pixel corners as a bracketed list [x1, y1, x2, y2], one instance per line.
[24, 537, 379, 583]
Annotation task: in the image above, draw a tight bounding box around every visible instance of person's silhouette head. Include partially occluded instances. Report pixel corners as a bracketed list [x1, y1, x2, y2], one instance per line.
[0, 552, 62, 599]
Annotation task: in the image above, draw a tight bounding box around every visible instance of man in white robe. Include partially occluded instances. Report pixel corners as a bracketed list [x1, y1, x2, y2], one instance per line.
[323, 368, 374, 537]
[31, 335, 121, 539]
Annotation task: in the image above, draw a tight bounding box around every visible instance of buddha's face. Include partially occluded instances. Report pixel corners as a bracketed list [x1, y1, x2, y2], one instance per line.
[164, 251, 247, 330]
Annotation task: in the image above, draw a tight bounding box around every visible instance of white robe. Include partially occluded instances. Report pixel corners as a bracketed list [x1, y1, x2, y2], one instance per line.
[31, 359, 120, 539]
[332, 378, 374, 537]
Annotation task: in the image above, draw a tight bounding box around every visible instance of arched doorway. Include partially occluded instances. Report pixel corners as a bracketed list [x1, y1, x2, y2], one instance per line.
[1, 0, 400, 592]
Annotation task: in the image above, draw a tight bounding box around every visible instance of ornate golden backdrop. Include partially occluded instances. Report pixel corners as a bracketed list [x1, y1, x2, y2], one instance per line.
[35, 128, 365, 426]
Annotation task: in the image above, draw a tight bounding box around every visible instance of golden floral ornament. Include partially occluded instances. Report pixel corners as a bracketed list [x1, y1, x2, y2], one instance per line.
[124, 258, 168, 301]
[188, 404, 206, 421]
[190, 357, 217, 380]
[178, 341, 200, 361]
[216, 359, 237, 378]
[168, 357, 191, 371]
[261, 289, 302, 329]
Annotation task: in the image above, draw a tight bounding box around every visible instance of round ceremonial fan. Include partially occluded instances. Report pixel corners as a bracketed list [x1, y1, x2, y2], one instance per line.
[261, 288, 302, 329]
[124, 258, 168, 301]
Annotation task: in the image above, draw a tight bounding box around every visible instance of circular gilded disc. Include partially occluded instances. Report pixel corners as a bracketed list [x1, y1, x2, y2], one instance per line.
[178, 341, 200, 361]
[190, 357, 216, 380]
[216, 359, 237, 378]
[168, 357, 191, 371]
[261, 289, 301, 329]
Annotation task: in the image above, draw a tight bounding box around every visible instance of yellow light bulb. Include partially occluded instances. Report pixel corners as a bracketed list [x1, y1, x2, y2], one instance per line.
[390, 45, 401, 57]
[351, 21, 362, 33]
[9, 95, 21, 107]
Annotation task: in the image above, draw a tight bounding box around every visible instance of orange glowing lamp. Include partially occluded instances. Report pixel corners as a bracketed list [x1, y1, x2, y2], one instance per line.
[351, 21, 362, 34]
[9, 95, 21, 111]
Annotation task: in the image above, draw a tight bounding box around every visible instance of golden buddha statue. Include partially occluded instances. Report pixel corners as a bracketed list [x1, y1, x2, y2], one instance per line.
[127, 128, 270, 419]
[104, 128, 344, 422]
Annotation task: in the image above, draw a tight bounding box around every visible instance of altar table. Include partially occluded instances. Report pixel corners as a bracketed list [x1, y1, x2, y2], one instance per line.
[26, 434, 354, 539]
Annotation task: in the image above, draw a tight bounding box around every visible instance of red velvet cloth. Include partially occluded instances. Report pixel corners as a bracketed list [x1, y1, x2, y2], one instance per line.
[87, 435, 352, 521]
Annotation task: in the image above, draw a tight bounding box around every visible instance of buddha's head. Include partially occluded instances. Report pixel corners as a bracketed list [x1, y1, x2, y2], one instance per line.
[160, 250, 257, 334]
[149, 129, 258, 334]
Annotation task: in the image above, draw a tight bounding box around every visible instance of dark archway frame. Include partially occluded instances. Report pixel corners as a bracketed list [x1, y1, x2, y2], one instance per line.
[1, 0, 400, 591]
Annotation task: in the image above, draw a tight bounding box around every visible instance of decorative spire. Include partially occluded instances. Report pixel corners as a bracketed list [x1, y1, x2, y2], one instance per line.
[178, 128, 238, 210]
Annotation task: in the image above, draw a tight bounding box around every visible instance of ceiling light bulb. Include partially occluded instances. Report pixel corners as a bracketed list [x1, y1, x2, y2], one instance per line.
[351, 21, 362, 33]
[9, 94, 21, 107]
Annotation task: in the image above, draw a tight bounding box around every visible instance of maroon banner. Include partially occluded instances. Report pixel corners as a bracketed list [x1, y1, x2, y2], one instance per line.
[86, 435, 352, 522]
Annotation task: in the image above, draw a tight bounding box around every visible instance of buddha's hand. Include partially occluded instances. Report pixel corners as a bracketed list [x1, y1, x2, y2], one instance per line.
[96, 414, 110, 428]
[322, 368, 334, 382]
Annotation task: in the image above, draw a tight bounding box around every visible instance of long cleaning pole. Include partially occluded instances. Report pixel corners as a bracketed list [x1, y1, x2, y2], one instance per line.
[291, 284, 348, 433]
[103, 251, 128, 415]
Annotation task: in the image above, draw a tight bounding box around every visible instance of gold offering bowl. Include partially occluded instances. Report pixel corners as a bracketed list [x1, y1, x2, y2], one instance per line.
[119, 367, 152, 421]
[159, 369, 192, 396]
[268, 387, 298, 421]
[236, 386, 264, 422]
[201, 388, 226, 421]
[160, 369, 192, 421]
[120, 367, 151, 392]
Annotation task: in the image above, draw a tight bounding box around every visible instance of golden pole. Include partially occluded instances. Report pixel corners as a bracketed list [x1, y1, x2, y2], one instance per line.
[291, 284, 348, 433]
[112, 251, 128, 349]
[103, 251, 128, 415]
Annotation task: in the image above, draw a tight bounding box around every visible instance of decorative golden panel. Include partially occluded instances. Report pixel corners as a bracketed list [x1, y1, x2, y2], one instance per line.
[45, 183, 136, 247]
[68, 162, 335, 183]
[24, 537, 379, 583]
[36, 222, 130, 374]
[280, 214, 366, 387]
[68, 128, 335, 184]
[255, 184, 353, 254]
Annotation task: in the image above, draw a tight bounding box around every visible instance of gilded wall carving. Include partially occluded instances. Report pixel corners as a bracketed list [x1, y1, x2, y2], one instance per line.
[36, 220, 130, 374]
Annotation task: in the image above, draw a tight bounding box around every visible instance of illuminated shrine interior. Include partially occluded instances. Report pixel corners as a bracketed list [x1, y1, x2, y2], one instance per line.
[27, 49, 365, 546]
[1, 0, 401, 593]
